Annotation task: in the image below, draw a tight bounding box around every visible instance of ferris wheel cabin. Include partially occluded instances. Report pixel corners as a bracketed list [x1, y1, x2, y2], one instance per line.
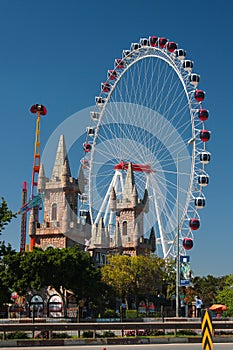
[175, 49, 186, 60]
[189, 218, 200, 230]
[200, 130, 211, 142]
[194, 197, 205, 209]
[183, 237, 193, 250]
[198, 175, 209, 186]
[167, 42, 177, 52]
[199, 151, 211, 164]
[198, 109, 209, 121]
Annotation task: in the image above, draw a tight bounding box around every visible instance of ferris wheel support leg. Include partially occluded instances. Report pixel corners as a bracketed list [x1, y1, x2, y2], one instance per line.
[94, 171, 121, 225]
[152, 185, 168, 258]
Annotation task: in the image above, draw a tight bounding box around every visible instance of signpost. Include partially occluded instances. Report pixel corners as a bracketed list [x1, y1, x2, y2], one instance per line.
[201, 309, 213, 350]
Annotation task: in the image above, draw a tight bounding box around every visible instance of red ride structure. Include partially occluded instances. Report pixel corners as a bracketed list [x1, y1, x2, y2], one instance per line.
[19, 181, 28, 253]
[29, 104, 47, 250]
[18, 104, 47, 252]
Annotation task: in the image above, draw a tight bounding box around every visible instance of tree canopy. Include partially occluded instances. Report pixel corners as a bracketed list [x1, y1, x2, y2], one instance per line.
[0, 197, 16, 233]
[101, 254, 166, 307]
[0, 246, 101, 309]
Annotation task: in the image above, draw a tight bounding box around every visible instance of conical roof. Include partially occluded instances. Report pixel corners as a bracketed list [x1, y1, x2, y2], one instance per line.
[123, 162, 135, 202]
[51, 135, 71, 181]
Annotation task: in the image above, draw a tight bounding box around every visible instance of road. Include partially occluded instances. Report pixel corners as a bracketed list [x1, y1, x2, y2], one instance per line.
[0, 344, 232, 350]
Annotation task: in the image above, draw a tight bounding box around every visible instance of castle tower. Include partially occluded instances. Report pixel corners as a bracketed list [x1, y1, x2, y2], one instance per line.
[34, 134, 91, 249]
[110, 163, 154, 256]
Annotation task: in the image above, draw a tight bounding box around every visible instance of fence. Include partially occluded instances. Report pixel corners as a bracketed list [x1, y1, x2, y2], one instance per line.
[0, 319, 233, 340]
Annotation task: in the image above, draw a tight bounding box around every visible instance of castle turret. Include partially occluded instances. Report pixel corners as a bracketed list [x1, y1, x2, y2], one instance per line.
[51, 134, 69, 182]
[142, 188, 149, 213]
[38, 163, 47, 190]
[62, 159, 71, 187]
[110, 187, 116, 211]
[132, 184, 138, 207]
[149, 226, 156, 253]
[122, 162, 135, 204]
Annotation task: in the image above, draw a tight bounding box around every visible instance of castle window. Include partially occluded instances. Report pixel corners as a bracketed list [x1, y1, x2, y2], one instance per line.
[123, 221, 127, 236]
[51, 203, 57, 221]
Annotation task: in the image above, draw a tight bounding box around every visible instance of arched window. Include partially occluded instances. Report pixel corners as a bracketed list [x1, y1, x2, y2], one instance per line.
[51, 203, 57, 221]
[122, 221, 127, 236]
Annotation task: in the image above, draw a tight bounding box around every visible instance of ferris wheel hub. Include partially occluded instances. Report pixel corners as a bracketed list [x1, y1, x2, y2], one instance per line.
[114, 161, 155, 173]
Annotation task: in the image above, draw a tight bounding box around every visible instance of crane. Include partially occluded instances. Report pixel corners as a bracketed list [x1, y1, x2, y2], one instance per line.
[18, 104, 47, 252]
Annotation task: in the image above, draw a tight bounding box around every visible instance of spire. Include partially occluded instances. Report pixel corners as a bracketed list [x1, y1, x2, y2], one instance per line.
[97, 217, 106, 246]
[38, 163, 46, 190]
[51, 135, 71, 181]
[131, 184, 138, 207]
[62, 159, 71, 186]
[149, 227, 156, 252]
[134, 221, 140, 243]
[123, 162, 135, 202]
[110, 187, 116, 211]
[143, 188, 149, 213]
[115, 221, 122, 248]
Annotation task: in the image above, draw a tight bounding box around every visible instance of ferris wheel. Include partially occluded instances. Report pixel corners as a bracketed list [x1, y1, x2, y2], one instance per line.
[80, 36, 211, 259]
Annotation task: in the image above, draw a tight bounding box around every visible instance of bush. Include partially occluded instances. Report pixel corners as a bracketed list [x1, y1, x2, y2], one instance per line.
[101, 331, 115, 338]
[82, 331, 101, 338]
[148, 330, 165, 336]
[7, 332, 29, 340]
[103, 308, 119, 318]
[177, 330, 197, 336]
[52, 332, 72, 339]
[126, 310, 137, 319]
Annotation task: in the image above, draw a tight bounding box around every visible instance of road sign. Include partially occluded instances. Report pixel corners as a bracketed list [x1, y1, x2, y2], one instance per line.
[201, 309, 213, 350]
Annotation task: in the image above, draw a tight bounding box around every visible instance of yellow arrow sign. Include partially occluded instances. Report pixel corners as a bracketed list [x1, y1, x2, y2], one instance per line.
[201, 310, 213, 350]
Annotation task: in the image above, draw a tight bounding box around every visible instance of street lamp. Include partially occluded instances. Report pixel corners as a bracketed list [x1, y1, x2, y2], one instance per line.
[175, 137, 195, 318]
[175, 153, 180, 318]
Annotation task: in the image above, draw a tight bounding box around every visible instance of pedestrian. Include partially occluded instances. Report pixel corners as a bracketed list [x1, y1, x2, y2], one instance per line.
[180, 299, 186, 317]
[195, 296, 203, 317]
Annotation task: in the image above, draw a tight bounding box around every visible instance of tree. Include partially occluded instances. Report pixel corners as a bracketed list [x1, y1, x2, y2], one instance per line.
[0, 197, 16, 233]
[1, 246, 101, 316]
[101, 254, 166, 308]
[216, 274, 233, 316]
[43, 246, 101, 315]
[191, 275, 225, 307]
[0, 242, 15, 306]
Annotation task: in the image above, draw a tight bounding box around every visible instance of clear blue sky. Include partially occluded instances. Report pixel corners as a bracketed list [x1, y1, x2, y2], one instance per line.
[0, 0, 232, 277]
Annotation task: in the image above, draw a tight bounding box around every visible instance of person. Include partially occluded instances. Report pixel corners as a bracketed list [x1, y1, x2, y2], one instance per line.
[180, 299, 186, 317]
[195, 296, 203, 317]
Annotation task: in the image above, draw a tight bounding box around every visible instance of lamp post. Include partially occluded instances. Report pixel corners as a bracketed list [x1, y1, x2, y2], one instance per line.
[175, 137, 195, 318]
[175, 153, 180, 318]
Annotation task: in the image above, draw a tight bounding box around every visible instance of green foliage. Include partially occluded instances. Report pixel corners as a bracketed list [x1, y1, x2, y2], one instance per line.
[0, 197, 16, 233]
[177, 330, 197, 336]
[192, 275, 226, 306]
[103, 308, 119, 318]
[216, 274, 233, 316]
[52, 332, 72, 339]
[101, 254, 166, 305]
[126, 309, 137, 318]
[0, 245, 101, 310]
[101, 331, 115, 337]
[6, 331, 29, 339]
[81, 331, 101, 338]
[81, 330, 115, 338]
